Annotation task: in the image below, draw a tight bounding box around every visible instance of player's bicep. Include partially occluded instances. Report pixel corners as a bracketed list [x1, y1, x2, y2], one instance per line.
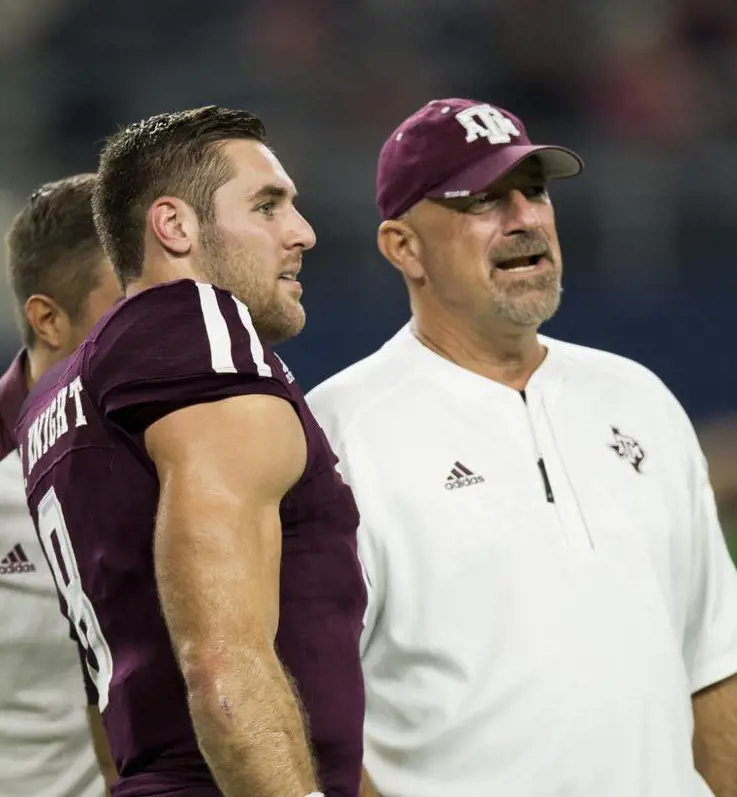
[145, 394, 306, 666]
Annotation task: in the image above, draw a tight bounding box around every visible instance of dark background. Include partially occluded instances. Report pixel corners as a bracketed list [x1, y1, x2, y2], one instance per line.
[0, 1, 734, 535]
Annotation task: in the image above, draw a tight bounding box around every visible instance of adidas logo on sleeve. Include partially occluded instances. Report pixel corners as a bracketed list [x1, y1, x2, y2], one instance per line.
[445, 461, 485, 490]
[0, 543, 36, 575]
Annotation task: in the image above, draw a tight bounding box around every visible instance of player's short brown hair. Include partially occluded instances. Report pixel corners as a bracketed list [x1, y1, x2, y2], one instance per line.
[93, 105, 268, 287]
[5, 173, 107, 347]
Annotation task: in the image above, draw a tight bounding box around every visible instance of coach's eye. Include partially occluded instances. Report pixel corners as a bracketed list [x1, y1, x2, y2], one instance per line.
[524, 185, 549, 200]
[466, 193, 500, 212]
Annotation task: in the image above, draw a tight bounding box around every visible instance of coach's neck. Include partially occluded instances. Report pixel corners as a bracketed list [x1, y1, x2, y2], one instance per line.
[410, 304, 546, 392]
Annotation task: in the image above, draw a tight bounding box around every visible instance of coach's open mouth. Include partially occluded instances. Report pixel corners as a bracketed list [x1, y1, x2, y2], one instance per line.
[495, 254, 546, 273]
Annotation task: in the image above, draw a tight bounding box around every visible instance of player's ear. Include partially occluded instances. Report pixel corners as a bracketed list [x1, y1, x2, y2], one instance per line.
[377, 217, 426, 282]
[148, 197, 196, 257]
[25, 294, 70, 351]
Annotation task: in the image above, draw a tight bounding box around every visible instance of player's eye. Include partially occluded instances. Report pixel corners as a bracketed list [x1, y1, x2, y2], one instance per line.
[255, 201, 276, 216]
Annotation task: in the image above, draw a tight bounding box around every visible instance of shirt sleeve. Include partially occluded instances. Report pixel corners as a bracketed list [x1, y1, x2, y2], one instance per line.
[84, 279, 293, 435]
[681, 420, 737, 693]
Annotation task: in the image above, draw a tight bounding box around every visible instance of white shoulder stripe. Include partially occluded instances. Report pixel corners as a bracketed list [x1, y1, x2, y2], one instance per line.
[195, 282, 237, 373]
[194, 282, 273, 378]
[232, 296, 272, 378]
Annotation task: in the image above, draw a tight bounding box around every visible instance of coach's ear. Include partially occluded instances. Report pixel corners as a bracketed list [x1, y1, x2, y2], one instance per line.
[377, 217, 426, 282]
[148, 197, 196, 257]
[24, 294, 70, 351]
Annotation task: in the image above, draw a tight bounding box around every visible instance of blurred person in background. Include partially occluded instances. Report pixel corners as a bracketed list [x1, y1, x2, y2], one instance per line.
[309, 98, 737, 797]
[0, 174, 121, 796]
[16, 106, 366, 797]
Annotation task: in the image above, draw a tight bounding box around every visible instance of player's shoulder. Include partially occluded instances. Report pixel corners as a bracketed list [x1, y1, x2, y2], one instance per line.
[307, 323, 418, 436]
[88, 278, 222, 352]
[0, 352, 27, 459]
[17, 354, 83, 432]
[85, 278, 277, 397]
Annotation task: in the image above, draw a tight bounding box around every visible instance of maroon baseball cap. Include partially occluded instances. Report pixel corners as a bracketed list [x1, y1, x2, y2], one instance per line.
[376, 98, 584, 221]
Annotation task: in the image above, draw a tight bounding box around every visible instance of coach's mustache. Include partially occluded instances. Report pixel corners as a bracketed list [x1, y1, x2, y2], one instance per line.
[491, 231, 552, 265]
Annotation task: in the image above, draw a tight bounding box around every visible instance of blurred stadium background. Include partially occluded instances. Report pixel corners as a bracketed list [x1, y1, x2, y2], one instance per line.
[0, 0, 735, 548]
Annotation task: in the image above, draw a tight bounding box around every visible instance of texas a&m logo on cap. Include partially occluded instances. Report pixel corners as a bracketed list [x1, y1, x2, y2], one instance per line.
[455, 103, 522, 146]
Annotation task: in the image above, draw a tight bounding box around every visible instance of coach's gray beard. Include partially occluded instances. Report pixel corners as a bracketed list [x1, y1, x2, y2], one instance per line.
[490, 272, 562, 327]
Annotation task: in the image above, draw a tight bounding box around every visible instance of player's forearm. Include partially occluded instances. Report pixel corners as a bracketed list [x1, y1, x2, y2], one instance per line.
[184, 646, 319, 797]
[692, 674, 737, 797]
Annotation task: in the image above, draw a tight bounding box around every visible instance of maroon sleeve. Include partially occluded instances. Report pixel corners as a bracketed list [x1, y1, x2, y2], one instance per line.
[83, 279, 293, 434]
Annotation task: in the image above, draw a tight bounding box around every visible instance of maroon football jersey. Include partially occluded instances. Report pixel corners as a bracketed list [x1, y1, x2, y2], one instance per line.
[15, 279, 366, 797]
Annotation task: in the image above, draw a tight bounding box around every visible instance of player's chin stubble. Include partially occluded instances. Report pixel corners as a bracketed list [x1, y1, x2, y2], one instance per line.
[199, 232, 305, 345]
[255, 294, 306, 346]
[490, 272, 562, 327]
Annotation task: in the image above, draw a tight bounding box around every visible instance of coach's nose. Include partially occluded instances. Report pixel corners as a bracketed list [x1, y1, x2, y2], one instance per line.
[499, 189, 544, 235]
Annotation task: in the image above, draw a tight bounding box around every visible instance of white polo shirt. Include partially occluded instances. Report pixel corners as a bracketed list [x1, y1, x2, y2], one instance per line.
[307, 323, 737, 797]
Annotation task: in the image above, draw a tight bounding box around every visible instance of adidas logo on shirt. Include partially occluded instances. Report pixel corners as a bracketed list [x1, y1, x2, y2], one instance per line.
[445, 461, 485, 490]
[0, 543, 36, 575]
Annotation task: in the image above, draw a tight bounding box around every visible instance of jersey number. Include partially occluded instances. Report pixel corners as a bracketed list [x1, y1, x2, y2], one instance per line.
[37, 486, 113, 710]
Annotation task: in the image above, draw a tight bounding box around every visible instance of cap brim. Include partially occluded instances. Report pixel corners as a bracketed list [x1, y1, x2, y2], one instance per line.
[426, 144, 583, 200]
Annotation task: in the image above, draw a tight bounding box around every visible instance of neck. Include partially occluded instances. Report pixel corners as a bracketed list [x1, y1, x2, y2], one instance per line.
[411, 306, 547, 391]
[125, 277, 155, 298]
[126, 257, 201, 298]
[25, 346, 58, 392]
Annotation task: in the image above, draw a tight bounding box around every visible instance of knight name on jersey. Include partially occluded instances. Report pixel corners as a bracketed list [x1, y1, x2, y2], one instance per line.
[23, 376, 88, 475]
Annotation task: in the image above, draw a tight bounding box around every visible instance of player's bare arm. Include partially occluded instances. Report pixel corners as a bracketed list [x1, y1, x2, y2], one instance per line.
[145, 393, 320, 797]
[86, 706, 118, 791]
[692, 673, 737, 797]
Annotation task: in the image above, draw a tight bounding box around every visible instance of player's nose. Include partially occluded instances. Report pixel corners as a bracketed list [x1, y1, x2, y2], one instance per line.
[287, 209, 317, 251]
